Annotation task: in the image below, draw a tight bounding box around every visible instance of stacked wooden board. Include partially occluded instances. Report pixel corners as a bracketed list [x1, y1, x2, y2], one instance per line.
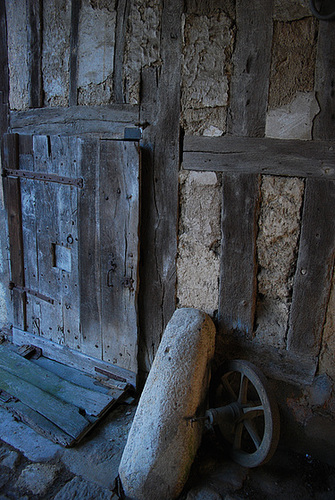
[0, 344, 126, 446]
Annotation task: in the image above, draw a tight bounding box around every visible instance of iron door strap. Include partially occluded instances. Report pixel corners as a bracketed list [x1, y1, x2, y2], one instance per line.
[9, 282, 54, 305]
[2, 168, 83, 188]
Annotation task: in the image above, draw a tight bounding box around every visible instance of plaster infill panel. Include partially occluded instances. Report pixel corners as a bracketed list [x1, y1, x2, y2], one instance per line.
[77, 0, 116, 105]
[177, 171, 221, 316]
[43, 0, 71, 107]
[123, 0, 162, 104]
[181, 12, 234, 135]
[255, 175, 304, 348]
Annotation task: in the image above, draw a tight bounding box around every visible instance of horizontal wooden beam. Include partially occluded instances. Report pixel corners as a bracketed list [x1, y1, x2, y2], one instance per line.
[13, 328, 136, 388]
[183, 136, 335, 180]
[10, 104, 140, 138]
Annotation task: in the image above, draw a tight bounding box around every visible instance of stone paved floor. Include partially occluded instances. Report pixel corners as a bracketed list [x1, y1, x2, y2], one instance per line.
[0, 401, 334, 499]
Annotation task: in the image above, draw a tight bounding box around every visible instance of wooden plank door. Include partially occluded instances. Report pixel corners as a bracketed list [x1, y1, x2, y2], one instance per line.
[2, 134, 140, 379]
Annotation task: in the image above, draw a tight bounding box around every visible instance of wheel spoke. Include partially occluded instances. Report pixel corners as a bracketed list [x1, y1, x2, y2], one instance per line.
[238, 373, 249, 404]
[242, 405, 264, 420]
[244, 419, 262, 449]
[222, 377, 237, 401]
[233, 422, 243, 450]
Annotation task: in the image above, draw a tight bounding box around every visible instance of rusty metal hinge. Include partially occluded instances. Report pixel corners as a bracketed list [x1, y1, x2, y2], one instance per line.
[3, 169, 83, 188]
[9, 282, 54, 305]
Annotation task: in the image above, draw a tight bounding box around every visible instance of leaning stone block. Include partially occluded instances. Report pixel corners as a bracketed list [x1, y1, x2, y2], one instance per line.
[119, 308, 216, 500]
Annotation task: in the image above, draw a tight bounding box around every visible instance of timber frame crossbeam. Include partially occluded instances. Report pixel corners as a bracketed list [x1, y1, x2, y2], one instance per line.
[181, 136, 335, 386]
[183, 136, 335, 180]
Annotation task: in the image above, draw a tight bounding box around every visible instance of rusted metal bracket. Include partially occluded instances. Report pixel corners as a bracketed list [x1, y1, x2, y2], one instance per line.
[2, 168, 83, 188]
[9, 282, 54, 305]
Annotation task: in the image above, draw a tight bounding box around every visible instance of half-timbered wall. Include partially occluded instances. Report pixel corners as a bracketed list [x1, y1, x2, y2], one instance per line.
[1, 0, 335, 461]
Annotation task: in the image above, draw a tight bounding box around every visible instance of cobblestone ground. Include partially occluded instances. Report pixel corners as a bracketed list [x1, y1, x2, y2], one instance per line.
[0, 402, 335, 499]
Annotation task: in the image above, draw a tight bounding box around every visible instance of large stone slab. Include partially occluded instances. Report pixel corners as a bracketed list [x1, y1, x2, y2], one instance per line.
[119, 308, 216, 500]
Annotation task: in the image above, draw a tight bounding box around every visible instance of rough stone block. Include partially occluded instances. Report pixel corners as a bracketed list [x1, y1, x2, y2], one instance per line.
[15, 463, 60, 496]
[54, 476, 112, 500]
[119, 308, 216, 500]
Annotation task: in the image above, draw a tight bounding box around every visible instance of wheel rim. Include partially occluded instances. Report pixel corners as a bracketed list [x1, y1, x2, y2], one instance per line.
[209, 360, 280, 468]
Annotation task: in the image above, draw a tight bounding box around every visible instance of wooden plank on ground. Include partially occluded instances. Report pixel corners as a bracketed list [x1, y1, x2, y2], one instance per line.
[287, 180, 335, 357]
[2, 400, 74, 447]
[99, 140, 140, 373]
[9, 105, 139, 138]
[0, 367, 94, 439]
[227, 0, 274, 137]
[138, 0, 182, 378]
[182, 136, 335, 180]
[218, 174, 261, 337]
[13, 328, 136, 387]
[0, 345, 114, 417]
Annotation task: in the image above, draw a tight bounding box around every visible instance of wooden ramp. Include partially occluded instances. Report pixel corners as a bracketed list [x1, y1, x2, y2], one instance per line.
[0, 344, 127, 447]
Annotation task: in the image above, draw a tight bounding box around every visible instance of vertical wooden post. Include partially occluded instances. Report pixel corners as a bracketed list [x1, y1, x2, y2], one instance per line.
[218, 0, 273, 337]
[0, 0, 11, 332]
[2, 135, 27, 330]
[69, 0, 81, 106]
[0, 0, 9, 108]
[113, 0, 130, 104]
[219, 174, 261, 337]
[27, 0, 43, 108]
[287, 21, 335, 357]
[138, 0, 183, 378]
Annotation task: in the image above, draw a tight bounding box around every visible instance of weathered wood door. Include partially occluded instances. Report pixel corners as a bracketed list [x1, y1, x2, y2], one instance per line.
[2, 133, 140, 381]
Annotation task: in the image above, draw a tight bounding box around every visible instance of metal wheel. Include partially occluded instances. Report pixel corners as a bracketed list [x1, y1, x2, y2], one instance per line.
[208, 360, 280, 468]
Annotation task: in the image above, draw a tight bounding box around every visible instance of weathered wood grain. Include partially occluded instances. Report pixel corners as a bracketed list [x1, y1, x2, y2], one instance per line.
[183, 136, 335, 179]
[286, 24, 335, 359]
[13, 328, 136, 387]
[0, 366, 92, 439]
[99, 140, 139, 374]
[69, 0, 81, 106]
[227, 0, 274, 137]
[113, 0, 130, 103]
[216, 1, 273, 341]
[219, 174, 261, 337]
[18, 135, 39, 336]
[138, 1, 183, 378]
[287, 179, 335, 356]
[2, 134, 26, 330]
[215, 333, 317, 387]
[0, 345, 114, 417]
[0, 0, 9, 104]
[32, 135, 64, 343]
[77, 137, 102, 360]
[10, 105, 139, 138]
[313, 20, 335, 141]
[2, 400, 74, 447]
[27, 0, 43, 108]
